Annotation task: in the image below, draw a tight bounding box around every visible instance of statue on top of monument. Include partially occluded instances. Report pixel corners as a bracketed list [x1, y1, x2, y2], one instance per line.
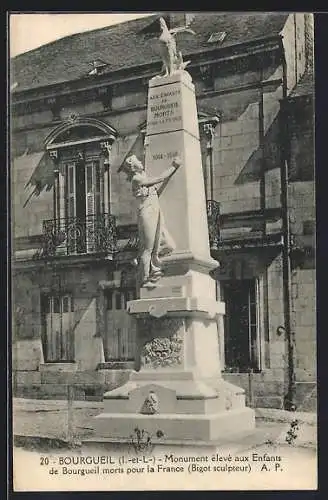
[157, 17, 195, 77]
[123, 154, 182, 287]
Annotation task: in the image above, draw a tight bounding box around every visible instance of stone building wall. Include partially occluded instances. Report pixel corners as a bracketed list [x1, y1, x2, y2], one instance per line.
[12, 264, 132, 400]
[289, 179, 316, 411]
[11, 13, 315, 409]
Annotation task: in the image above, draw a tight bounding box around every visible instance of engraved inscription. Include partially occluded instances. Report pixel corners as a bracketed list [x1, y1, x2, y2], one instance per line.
[152, 151, 179, 161]
[147, 85, 182, 132]
[171, 286, 183, 297]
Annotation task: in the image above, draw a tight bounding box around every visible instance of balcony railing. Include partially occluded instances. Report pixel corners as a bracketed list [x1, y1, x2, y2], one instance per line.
[37, 204, 282, 260]
[41, 214, 117, 257]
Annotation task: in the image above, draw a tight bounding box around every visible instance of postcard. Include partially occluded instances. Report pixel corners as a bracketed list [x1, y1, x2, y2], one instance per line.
[10, 12, 317, 492]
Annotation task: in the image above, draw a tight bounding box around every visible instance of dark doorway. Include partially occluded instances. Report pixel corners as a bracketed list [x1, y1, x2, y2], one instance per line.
[222, 279, 260, 372]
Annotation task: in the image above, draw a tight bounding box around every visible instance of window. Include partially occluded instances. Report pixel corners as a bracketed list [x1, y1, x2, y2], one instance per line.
[115, 291, 123, 310]
[87, 59, 109, 76]
[222, 279, 261, 372]
[64, 159, 102, 254]
[47, 123, 117, 254]
[104, 288, 137, 361]
[207, 32, 227, 44]
[41, 294, 74, 362]
[65, 160, 101, 221]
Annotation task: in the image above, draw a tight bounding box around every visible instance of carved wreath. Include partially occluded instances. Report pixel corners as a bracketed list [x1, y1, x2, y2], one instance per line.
[141, 334, 183, 368]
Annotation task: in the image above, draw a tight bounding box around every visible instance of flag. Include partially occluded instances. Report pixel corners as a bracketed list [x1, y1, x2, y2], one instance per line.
[11, 152, 55, 208]
[116, 132, 145, 173]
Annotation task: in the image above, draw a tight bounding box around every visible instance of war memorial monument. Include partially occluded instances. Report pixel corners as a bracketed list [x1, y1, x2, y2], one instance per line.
[91, 17, 255, 445]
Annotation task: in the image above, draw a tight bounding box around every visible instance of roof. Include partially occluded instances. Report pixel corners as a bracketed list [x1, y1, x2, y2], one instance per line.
[11, 12, 289, 93]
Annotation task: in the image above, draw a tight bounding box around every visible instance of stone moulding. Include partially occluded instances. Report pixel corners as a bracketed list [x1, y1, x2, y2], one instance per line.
[127, 296, 225, 319]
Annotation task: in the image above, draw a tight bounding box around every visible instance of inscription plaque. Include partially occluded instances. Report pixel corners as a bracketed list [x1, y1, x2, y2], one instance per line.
[147, 84, 183, 135]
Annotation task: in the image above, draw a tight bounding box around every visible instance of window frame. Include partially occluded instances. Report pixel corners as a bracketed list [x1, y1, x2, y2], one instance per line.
[103, 287, 137, 362]
[40, 292, 75, 363]
[222, 278, 262, 373]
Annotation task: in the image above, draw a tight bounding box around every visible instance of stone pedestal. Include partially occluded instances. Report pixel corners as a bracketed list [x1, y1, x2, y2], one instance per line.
[92, 71, 255, 444]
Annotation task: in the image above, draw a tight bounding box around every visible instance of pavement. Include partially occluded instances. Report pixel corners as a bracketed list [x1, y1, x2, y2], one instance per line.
[12, 397, 317, 451]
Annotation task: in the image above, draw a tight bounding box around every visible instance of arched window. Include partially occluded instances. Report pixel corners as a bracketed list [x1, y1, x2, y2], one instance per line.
[44, 117, 118, 255]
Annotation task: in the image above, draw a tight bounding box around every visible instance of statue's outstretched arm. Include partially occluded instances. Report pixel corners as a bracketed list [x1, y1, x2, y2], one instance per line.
[140, 167, 177, 187]
[170, 27, 196, 36]
[137, 158, 182, 188]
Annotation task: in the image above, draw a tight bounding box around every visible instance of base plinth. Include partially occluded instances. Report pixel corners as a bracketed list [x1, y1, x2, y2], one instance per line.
[92, 375, 255, 444]
[93, 407, 255, 443]
[91, 288, 255, 444]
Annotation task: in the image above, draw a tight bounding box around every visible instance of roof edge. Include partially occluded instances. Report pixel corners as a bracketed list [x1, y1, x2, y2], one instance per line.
[11, 14, 158, 61]
[11, 34, 282, 100]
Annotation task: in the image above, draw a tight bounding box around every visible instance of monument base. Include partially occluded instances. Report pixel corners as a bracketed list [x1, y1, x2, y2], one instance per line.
[93, 408, 255, 444]
[92, 374, 255, 444]
[91, 279, 255, 445]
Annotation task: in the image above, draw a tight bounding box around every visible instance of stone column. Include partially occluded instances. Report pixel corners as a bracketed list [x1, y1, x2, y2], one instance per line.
[93, 71, 255, 444]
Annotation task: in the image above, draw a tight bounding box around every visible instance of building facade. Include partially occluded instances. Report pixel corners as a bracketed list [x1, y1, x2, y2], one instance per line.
[11, 13, 315, 410]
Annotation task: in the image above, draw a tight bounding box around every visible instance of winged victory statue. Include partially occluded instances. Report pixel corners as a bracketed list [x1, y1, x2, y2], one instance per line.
[156, 17, 196, 77]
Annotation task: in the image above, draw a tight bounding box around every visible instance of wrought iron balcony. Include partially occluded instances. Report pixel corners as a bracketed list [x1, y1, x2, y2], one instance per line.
[206, 200, 221, 250]
[41, 213, 117, 257]
[38, 203, 221, 259]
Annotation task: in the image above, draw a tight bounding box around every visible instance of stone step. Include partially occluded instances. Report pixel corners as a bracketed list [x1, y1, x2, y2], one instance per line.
[93, 408, 255, 442]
